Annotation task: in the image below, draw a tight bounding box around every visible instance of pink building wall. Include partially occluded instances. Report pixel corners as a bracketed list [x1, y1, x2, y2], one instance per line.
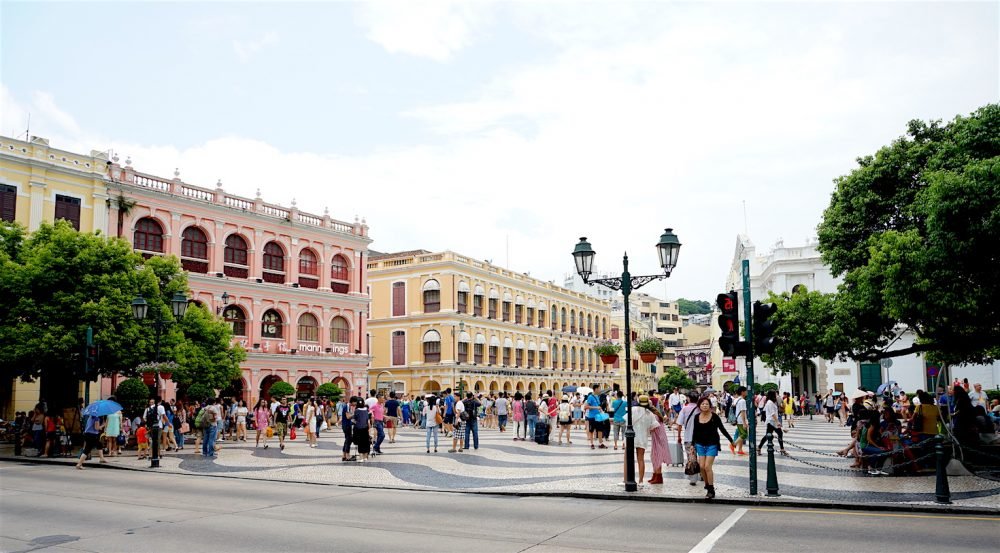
[100, 160, 372, 404]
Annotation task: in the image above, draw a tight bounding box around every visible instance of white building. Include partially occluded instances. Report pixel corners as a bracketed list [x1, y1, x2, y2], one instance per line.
[713, 235, 1000, 396]
[563, 270, 617, 303]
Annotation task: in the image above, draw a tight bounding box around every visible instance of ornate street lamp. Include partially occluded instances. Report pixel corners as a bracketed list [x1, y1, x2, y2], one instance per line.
[131, 290, 189, 468]
[572, 229, 681, 492]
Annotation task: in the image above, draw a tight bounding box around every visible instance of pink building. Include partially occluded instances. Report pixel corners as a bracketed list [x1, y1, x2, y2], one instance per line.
[102, 158, 371, 403]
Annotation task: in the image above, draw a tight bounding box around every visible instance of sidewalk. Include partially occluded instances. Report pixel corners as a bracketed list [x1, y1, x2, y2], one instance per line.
[3, 418, 998, 515]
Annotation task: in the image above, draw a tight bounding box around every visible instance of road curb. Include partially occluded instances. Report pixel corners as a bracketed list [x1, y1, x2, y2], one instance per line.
[3, 455, 997, 517]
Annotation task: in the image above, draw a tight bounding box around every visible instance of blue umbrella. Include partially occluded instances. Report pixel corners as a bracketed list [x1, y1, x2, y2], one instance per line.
[562, 385, 578, 393]
[876, 381, 897, 396]
[82, 399, 123, 417]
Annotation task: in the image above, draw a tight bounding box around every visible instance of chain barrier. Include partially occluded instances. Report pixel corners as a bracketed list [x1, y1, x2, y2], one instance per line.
[782, 449, 938, 474]
[954, 443, 1000, 482]
[784, 440, 930, 460]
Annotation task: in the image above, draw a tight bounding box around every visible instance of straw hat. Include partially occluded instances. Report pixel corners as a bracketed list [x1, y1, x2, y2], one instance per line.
[638, 395, 650, 406]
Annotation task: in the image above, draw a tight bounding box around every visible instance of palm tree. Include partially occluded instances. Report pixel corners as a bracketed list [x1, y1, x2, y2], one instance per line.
[114, 192, 136, 238]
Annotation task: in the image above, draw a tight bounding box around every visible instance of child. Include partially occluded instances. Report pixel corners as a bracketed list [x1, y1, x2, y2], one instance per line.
[136, 425, 149, 460]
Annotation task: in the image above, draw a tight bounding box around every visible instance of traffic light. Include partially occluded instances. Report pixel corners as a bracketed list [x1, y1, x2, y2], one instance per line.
[753, 301, 778, 355]
[716, 291, 747, 357]
[84, 344, 100, 381]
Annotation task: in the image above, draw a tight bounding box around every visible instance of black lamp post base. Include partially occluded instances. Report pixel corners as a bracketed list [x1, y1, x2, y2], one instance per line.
[150, 458, 160, 468]
[625, 481, 638, 492]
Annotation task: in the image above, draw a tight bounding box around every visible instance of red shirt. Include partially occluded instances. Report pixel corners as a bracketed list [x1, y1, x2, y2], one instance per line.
[371, 403, 385, 422]
[548, 398, 558, 417]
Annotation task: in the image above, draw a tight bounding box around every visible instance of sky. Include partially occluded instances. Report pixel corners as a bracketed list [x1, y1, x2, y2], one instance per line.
[1, 1, 997, 301]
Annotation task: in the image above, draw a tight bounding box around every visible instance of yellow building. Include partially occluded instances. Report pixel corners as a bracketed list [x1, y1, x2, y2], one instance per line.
[0, 135, 111, 417]
[366, 250, 615, 396]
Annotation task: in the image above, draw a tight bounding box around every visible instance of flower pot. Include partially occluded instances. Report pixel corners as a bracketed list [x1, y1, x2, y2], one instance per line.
[159, 371, 173, 380]
[599, 354, 618, 365]
[639, 353, 659, 363]
[142, 372, 156, 385]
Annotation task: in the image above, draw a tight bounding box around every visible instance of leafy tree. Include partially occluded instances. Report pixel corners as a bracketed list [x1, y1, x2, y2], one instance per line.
[315, 383, 344, 400]
[758, 382, 779, 395]
[172, 303, 245, 390]
[268, 381, 295, 398]
[114, 378, 149, 418]
[657, 366, 696, 393]
[770, 105, 1000, 368]
[676, 298, 711, 315]
[184, 383, 215, 403]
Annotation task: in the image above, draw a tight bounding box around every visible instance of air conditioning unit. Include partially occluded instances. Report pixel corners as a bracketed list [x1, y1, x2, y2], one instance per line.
[215, 272, 224, 278]
[292, 282, 300, 288]
[255, 278, 263, 283]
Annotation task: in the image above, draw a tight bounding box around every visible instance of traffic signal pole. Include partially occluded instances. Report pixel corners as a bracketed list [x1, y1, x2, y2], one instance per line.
[85, 326, 93, 406]
[741, 260, 758, 495]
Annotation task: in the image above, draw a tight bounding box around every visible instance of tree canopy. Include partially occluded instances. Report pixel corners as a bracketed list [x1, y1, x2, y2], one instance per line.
[0, 221, 244, 398]
[657, 366, 696, 393]
[767, 104, 1000, 369]
[676, 298, 711, 316]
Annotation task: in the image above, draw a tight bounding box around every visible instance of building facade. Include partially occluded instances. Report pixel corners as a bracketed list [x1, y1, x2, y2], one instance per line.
[367, 251, 614, 396]
[0, 135, 110, 416]
[608, 304, 658, 393]
[103, 155, 373, 402]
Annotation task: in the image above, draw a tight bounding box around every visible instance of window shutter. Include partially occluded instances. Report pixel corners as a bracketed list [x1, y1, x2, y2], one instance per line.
[392, 332, 405, 365]
[392, 282, 405, 316]
[55, 195, 81, 230]
[0, 185, 15, 222]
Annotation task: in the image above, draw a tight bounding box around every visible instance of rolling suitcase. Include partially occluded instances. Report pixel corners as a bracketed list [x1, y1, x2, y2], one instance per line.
[667, 429, 685, 466]
[534, 421, 550, 445]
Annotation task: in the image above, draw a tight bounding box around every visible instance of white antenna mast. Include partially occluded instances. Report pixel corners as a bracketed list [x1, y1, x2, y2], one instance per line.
[742, 199, 749, 236]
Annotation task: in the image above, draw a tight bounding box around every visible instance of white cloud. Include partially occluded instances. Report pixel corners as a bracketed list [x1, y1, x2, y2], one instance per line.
[233, 31, 279, 63]
[354, 0, 495, 61]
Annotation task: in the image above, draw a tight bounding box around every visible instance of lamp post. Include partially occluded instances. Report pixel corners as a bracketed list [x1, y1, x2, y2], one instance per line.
[131, 291, 189, 468]
[453, 321, 465, 396]
[572, 229, 681, 492]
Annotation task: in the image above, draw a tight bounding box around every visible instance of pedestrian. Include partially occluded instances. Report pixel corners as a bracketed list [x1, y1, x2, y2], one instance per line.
[235, 400, 248, 442]
[782, 392, 796, 428]
[372, 395, 386, 454]
[449, 392, 465, 453]
[253, 399, 271, 448]
[304, 397, 318, 449]
[385, 392, 401, 444]
[273, 397, 292, 451]
[571, 393, 583, 430]
[104, 401, 122, 457]
[585, 386, 608, 449]
[668, 387, 684, 424]
[75, 412, 105, 470]
[629, 395, 655, 484]
[677, 392, 700, 486]
[557, 395, 573, 444]
[692, 396, 735, 499]
[423, 395, 441, 453]
[512, 392, 526, 440]
[758, 390, 787, 455]
[462, 392, 481, 450]
[43, 408, 59, 458]
[523, 393, 537, 441]
[352, 398, 371, 462]
[202, 398, 221, 457]
[174, 400, 187, 450]
[732, 386, 749, 455]
[495, 393, 509, 432]
[610, 391, 627, 450]
[824, 390, 836, 423]
[135, 423, 149, 460]
[340, 396, 355, 461]
[644, 397, 671, 484]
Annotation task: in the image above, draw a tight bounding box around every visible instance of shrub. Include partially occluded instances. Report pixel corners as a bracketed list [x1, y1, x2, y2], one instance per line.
[593, 341, 623, 356]
[185, 383, 215, 403]
[316, 383, 344, 400]
[115, 378, 149, 418]
[986, 389, 1000, 403]
[268, 381, 296, 399]
[758, 382, 779, 395]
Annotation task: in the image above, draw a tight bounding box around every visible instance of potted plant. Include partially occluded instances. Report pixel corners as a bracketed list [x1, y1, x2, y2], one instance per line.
[594, 341, 623, 365]
[635, 338, 663, 363]
[137, 361, 179, 384]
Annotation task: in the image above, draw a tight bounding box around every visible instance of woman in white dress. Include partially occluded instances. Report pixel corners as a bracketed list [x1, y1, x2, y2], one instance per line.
[304, 398, 318, 448]
[235, 400, 249, 442]
[629, 394, 654, 484]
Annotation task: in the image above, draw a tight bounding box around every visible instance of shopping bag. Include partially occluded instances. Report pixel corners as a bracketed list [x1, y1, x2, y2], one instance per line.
[290, 426, 297, 440]
[266, 426, 274, 438]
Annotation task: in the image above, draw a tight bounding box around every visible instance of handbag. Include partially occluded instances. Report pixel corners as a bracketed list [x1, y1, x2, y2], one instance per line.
[434, 410, 444, 426]
[289, 426, 297, 440]
[595, 412, 610, 423]
[266, 426, 274, 438]
[180, 422, 190, 434]
[684, 457, 701, 475]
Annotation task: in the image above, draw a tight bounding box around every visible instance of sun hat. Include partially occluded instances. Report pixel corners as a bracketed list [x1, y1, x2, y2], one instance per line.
[638, 395, 650, 406]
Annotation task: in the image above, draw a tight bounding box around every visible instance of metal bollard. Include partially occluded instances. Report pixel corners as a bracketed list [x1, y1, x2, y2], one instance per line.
[935, 434, 951, 504]
[766, 431, 780, 497]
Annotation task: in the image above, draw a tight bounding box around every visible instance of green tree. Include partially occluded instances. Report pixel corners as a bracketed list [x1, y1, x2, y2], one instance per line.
[676, 298, 711, 315]
[114, 378, 149, 418]
[772, 105, 1000, 368]
[172, 303, 245, 390]
[184, 383, 215, 403]
[268, 381, 295, 399]
[657, 366, 696, 393]
[758, 382, 779, 395]
[316, 382, 344, 400]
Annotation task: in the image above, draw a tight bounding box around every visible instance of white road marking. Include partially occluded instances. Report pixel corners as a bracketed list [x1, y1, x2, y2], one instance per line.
[688, 507, 748, 553]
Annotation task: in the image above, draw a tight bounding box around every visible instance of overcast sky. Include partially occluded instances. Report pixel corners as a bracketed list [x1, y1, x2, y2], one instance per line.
[2, 1, 997, 301]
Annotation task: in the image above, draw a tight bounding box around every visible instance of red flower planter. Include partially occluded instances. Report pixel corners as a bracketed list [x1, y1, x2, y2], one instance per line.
[599, 354, 618, 365]
[639, 353, 659, 363]
[142, 372, 156, 386]
[159, 371, 173, 380]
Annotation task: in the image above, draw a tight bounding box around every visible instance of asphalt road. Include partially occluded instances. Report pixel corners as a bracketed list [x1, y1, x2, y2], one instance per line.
[0, 463, 996, 553]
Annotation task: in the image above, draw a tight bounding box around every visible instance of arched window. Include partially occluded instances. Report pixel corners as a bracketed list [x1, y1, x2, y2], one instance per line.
[423, 330, 441, 363]
[602, 318, 607, 339]
[423, 279, 441, 313]
[133, 218, 164, 253]
[330, 316, 350, 344]
[299, 248, 318, 276]
[222, 305, 246, 336]
[571, 347, 577, 369]
[561, 345, 568, 369]
[298, 313, 319, 342]
[578, 312, 584, 335]
[180, 226, 209, 273]
[551, 304, 557, 330]
[330, 254, 350, 293]
[570, 309, 577, 334]
[261, 309, 283, 339]
[224, 234, 249, 278]
[561, 307, 567, 332]
[262, 241, 285, 283]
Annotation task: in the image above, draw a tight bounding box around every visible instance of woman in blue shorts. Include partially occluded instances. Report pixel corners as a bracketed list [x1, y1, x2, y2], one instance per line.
[692, 396, 735, 500]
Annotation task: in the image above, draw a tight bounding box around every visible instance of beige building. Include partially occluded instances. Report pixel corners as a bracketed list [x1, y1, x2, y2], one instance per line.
[609, 305, 658, 393]
[366, 250, 614, 396]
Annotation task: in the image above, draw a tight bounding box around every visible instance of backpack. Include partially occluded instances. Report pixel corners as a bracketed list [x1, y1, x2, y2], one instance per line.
[195, 408, 208, 429]
[145, 405, 159, 428]
[558, 403, 571, 422]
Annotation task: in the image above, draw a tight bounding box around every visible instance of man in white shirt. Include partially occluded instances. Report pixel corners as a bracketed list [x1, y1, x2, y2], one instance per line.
[495, 394, 509, 432]
[733, 386, 748, 455]
[969, 383, 988, 410]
